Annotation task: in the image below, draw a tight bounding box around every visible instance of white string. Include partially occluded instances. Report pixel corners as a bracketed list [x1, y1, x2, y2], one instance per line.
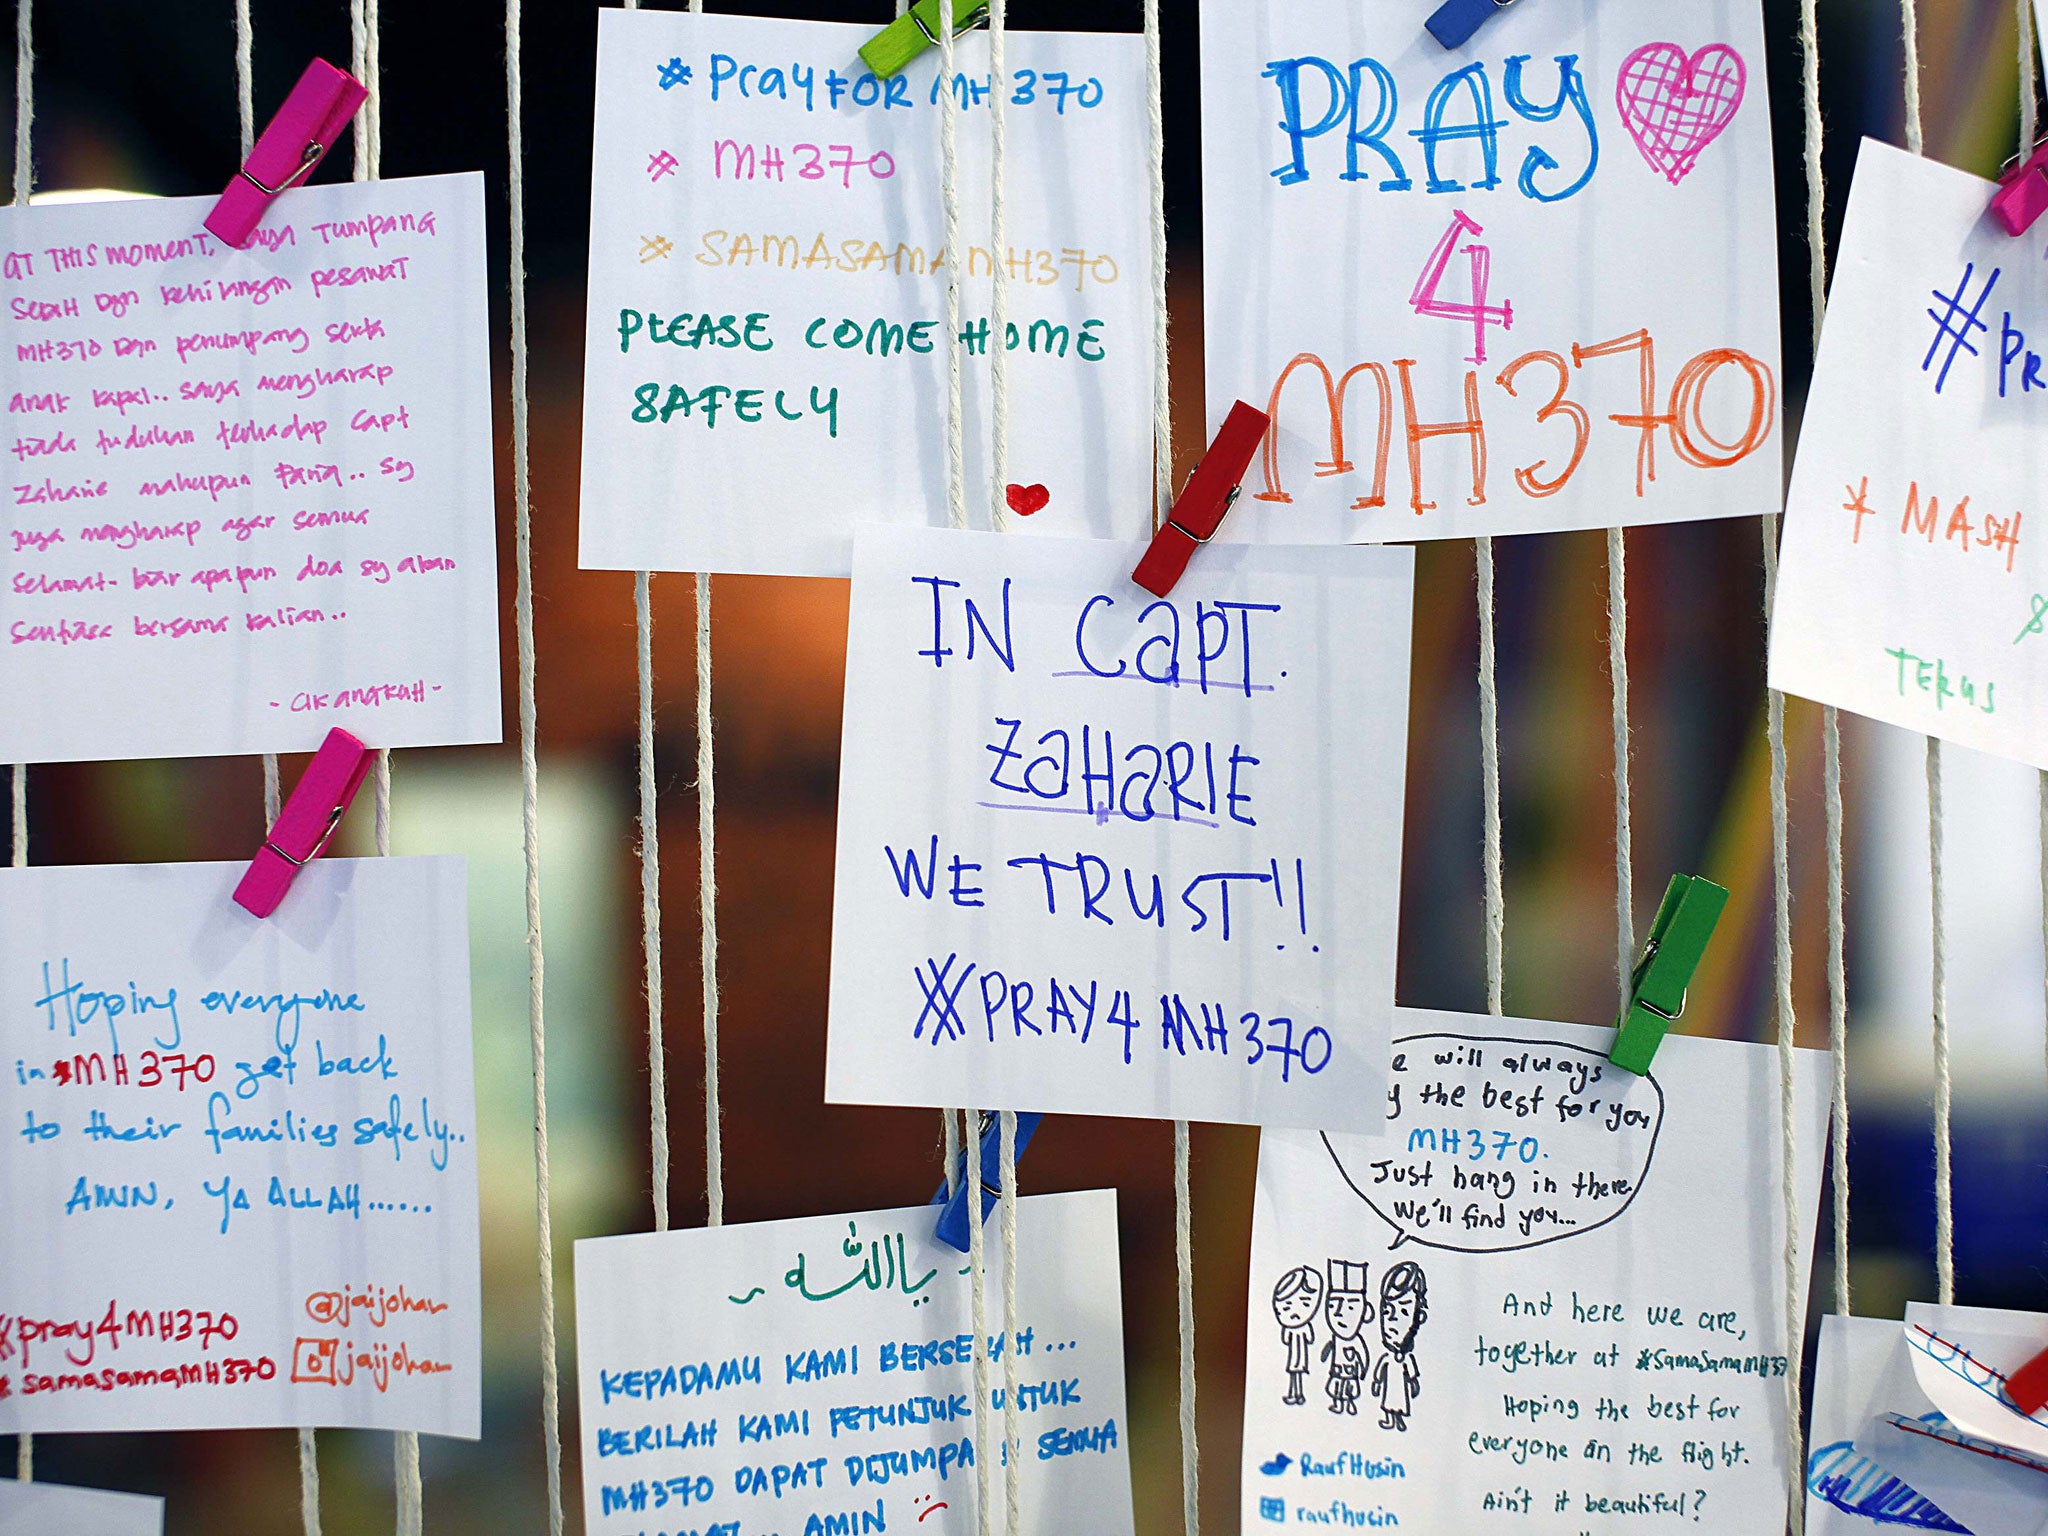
[1143, 0, 1169, 528]
[342, 10, 416, 1522]
[1900, 0, 1924, 156]
[2024, 0, 2040, 154]
[1799, 0, 1852, 1322]
[637, 573, 669, 1231]
[696, 571, 722, 1225]
[234, 0, 252, 157]
[1893, 0, 1951, 1314]
[938, 0, 966, 533]
[9, 33, 31, 1497]
[1824, 701, 1849, 1317]
[1760, 520, 1805, 1536]
[982, 8, 1022, 1524]
[1607, 529, 1633, 993]
[985, 0, 1009, 535]
[506, 0, 564, 1527]
[998, 1112, 1022, 1535]
[298, 1430, 320, 1535]
[1476, 538, 1504, 1015]
[621, 0, 673, 1254]
[1138, 4, 1195, 1527]
[1929, 741, 1954, 1305]
[8, 0, 26, 1381]
[965, 1116, 992, 1536]
[1174, 1121, 1199, 1536]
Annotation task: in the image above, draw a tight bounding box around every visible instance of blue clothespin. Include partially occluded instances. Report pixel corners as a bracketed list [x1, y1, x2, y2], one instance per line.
[1426, 0, 1519, 49]
[931, 1111, 1043, 1253]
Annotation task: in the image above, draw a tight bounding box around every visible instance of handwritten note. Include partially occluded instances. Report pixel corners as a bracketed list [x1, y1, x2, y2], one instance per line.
[0, 175, 499, 764]
[1242, 1011, 1827, 1533]
[574, 1190, 1135, 1536]
[1200, 0, 1782, 543]
[579, 10, 1154, 577]
[1771, 140, 2048, 768]
[0, 1479, 162, 1536]
[0, 859, 479, 1437]
[825, 526, 1413, 1129]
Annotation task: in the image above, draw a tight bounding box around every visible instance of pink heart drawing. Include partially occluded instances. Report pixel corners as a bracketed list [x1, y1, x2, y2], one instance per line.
[1615, 42, 1747, 186]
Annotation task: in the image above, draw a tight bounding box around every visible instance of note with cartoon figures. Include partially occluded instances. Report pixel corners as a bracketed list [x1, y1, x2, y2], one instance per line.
[1243, 1011, 1827, 1533]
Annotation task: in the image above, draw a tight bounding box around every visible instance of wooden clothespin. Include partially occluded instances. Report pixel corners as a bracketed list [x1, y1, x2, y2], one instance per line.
[1992, 143, 2048, 236]
[205, 59, 367, 250]
[1131, 400, 1271, 598]
[859, 0, 990, 82]
[1608, 874, 1728, 1075]
[1426, 0, 1521, 50]
[233, 728, 372, 917]
[930, 1111, 1043, 1253]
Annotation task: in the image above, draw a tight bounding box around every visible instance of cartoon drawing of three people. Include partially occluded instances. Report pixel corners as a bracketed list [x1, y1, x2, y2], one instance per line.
[1272, 1259, 1429, 1430]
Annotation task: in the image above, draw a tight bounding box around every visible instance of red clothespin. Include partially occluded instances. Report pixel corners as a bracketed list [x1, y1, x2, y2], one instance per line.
[2006, 1342, 2048, 1416]
[233, 728, 371, 917]
[1131, 400, 1271, 597]
[1992, 142, 2048, 236]
[205, 59, 367, 250]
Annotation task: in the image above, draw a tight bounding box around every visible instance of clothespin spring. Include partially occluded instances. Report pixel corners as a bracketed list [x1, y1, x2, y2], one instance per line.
[912, 1, 988, 49]
[240, 141, 327, 198]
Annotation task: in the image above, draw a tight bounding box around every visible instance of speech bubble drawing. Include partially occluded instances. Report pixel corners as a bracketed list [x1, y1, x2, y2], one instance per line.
[1324, 1032, 1664, 1254]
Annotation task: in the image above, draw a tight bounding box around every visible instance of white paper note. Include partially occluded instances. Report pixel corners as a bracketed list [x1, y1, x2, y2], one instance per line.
[826, 526, 1413, 1129]
[1241, 1012, 1828, 1533]
[0, 859, 480, 1437]
[579, 11, 1155, 577]
[1771, 140, 2048, 768]
[574, 1190, 1135, 1536]
[0, 1480, 163, 1536]
[1201, 0, 1783, 543]
[0, 176, 500, 764]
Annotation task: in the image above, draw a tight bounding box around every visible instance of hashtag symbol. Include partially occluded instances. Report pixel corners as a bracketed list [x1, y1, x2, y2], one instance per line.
[638, 235, 674, 264]
[657, 57, 691, 89]
[647, 150, 679, 183]
[1923, 260, 2001, 396]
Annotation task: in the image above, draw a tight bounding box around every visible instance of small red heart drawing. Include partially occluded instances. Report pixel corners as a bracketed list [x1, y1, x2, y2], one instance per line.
[1005, 483, 1050, 516]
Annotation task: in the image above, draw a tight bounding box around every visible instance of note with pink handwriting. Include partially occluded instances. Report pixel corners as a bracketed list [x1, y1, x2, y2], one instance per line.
[0, 175, 500, 764]
[0, 858, 480, 1437]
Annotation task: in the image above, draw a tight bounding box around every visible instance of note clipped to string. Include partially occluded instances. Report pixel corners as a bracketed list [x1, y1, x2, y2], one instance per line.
[0, 860, 479, 1437]
[1241, 1011, 1828, 1533]
[1772, 140, 2048, 768]
[578, 10, 1155, 577]
[574, 1190, 1136, 1536]
[0, 1479, 163, 1536]
[0, 176, 500, 765]
[1200, 0, 1782, 543]
[825, 526, 1413, 1129]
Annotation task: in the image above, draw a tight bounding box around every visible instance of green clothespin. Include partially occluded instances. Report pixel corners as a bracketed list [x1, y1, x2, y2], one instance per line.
[1608, 874, 1728, 1076]
[859, 0, 989, 80]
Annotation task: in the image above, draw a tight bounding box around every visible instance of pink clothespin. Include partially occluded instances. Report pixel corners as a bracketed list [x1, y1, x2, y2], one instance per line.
[1991, 142, 2048, 236]
[233, 728, 371, 917]
[205, 59, 367, 250]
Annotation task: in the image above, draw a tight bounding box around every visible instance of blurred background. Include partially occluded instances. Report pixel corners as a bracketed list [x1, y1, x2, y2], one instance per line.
[5, 0, 2048, 1531]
